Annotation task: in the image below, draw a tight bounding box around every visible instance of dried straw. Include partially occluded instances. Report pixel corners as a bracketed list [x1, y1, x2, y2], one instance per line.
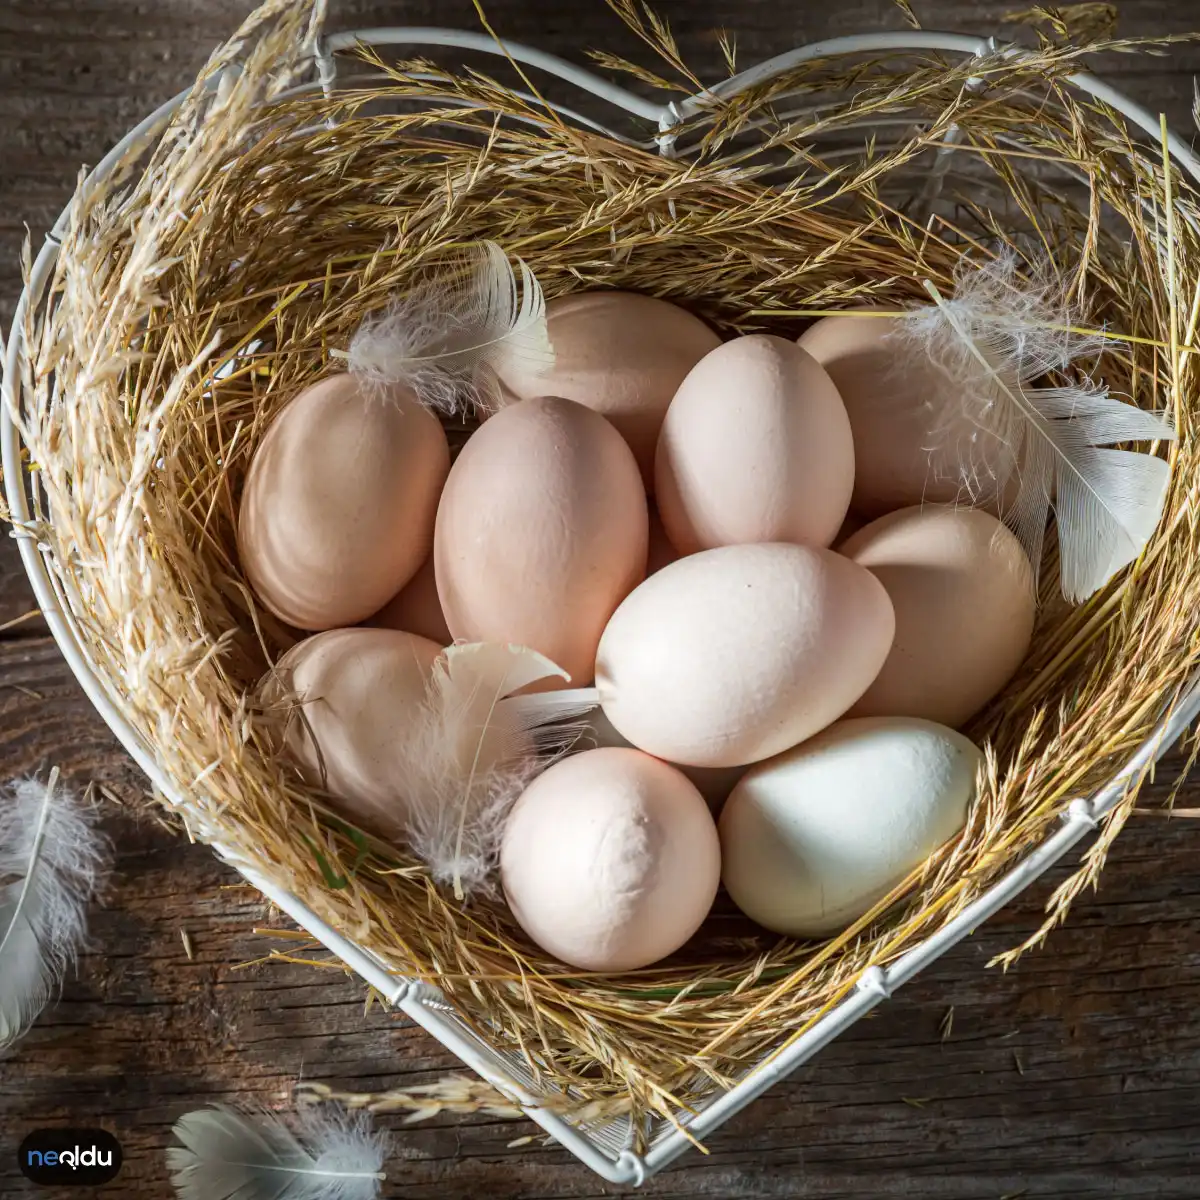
[295, 1077, 628, 1127]
[9, 0, 1200, 1138]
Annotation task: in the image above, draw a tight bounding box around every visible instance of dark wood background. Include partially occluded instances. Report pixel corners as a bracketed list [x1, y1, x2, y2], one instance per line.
[3, 2, 1200, 1197]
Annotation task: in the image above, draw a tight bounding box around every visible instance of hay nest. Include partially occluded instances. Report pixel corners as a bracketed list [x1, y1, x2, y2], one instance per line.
[10, 0, 1200, 1135]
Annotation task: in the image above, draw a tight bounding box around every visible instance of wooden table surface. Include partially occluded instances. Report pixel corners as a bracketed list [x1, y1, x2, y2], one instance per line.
[3, 2, 1200, 1197]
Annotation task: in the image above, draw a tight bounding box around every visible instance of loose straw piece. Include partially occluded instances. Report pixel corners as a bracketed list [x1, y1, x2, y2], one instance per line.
[0, 609, 42, 634]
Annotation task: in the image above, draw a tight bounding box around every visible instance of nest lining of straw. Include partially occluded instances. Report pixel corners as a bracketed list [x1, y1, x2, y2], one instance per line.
[11, 0, 1200, 1133]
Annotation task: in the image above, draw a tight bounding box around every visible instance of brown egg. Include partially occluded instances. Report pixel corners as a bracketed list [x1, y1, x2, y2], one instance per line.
[492, 291, 721, 490]
[799, 316, 1011, 518]
[655, 336, 854, 553]
[833, 510, 867, 549]
[435, 396, 648, 686]
[368, 556, 451, 645]
[842, 506, 1035, 726]
[274, 627, 443, 839]
[238, 374, 450, 629]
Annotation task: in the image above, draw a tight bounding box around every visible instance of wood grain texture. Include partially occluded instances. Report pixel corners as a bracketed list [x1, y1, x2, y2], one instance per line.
[2, 2, 1200, 1197]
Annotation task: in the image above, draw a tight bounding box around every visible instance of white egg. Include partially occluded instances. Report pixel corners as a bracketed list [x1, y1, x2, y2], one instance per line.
[719, 717, 980, 937]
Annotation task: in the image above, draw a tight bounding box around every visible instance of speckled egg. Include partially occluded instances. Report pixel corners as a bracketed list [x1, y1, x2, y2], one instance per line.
[596, 543, 895, 768]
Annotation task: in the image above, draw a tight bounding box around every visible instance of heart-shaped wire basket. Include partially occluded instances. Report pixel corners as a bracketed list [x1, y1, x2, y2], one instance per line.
[5, 4, 1200, 1183]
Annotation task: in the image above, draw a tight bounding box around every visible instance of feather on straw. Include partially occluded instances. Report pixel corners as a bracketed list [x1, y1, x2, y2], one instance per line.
[901, 254, 1175, 601]
[346, 240, 553, 415]
[167, 1103, 387, 1200]
[0, 769, 108, 1051]
[401, 643, 595, 900]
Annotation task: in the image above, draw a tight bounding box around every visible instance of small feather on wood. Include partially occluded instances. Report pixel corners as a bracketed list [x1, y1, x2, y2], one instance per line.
[167, 1103, 387, 1200]
[0, 768, 108, 1051]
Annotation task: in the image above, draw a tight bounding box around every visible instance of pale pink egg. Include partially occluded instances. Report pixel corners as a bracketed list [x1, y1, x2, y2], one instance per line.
[597, 543, 894, 768]
[501, 747, 720, 971]
[435, 396, 648, 687]
[655, 335, 854, 554]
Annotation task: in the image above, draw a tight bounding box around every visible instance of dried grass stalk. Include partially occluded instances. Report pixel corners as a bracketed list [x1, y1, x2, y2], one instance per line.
[9, 0, 1200, 1138]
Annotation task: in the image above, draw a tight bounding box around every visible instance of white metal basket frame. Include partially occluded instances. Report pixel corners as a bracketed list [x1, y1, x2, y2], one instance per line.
[4, 26, 1200, 1187]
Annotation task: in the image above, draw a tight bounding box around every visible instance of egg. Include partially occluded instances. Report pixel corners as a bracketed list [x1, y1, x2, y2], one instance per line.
[654, 336, 854, 554]
[368, 556, 451, 645]
[492, 291, 721, 489]
[238, 374, 450, 629]
[273, 627, 442, 838]
[500, 747, 721, 971]
[597, 543, 895, 768]
[720, 716, 980, 937]
[842, 506, 1035, 726]
[435, 396, 648, 686]
[799, 315, 1012, 517]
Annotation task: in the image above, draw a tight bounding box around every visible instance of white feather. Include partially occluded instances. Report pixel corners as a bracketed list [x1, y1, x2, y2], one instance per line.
[167, 1104, 387, 1200]
[901, 253, 1175, 601]
[346, 240, 553, 415]
[401, 643, 595, 900]
[0, 770, 108, 1051]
